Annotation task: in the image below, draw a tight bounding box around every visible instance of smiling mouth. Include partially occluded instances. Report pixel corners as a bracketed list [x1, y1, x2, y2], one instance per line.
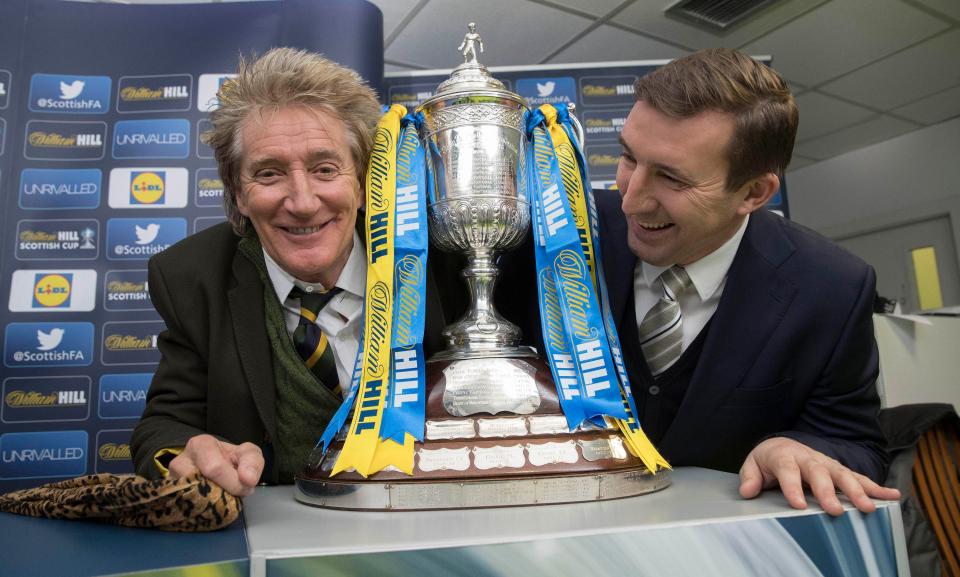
[285, 225, 324, 235]
[636, 221, 674, 231]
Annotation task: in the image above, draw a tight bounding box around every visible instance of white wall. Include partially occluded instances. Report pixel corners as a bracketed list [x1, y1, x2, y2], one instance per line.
[788, 117, 960, 244]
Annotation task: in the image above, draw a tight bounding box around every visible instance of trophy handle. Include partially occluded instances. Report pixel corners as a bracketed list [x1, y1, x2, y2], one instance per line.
[566, 103, 585, 147]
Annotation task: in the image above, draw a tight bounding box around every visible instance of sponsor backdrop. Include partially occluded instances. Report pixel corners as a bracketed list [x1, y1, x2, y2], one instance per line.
[384, 60, 790, 212]
[0, 0, 383, 492]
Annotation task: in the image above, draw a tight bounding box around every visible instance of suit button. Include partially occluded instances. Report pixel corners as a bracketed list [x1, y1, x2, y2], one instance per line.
[648, 385, 660, 396]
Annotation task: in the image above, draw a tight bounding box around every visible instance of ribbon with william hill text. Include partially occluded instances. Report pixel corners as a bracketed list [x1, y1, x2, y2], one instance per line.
[528, 104, 669, 473]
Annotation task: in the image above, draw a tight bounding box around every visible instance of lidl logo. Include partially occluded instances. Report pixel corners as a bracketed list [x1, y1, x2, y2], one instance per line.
[24, 120, 107, 161]
[108, 167, 187, 208]
[0, 69, 10, 109]
[32, 273, 72, 308]
[4, 322, 95, 368]
[517, 77, 576, 107]
[579, 75, 637, 107]
[98, 374, 151, 419]
[0, 430, 87, 479]
[95, 430, 134, 474]
[15, 219, 99, 260]
[197, 73, 236, 111]
[8, 269, 97, 312]
[29, 73, 111, 114]
[106, 218, 185, 260]
[103, 269, 151, 311]
[117, 73, 192, 113]
[112, 119, 190, 159]
[2, 376, 91, 423]
[19, 169, 101, 210]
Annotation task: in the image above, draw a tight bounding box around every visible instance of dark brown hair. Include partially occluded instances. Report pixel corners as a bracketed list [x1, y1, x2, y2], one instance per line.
[634, 48, 798, 192]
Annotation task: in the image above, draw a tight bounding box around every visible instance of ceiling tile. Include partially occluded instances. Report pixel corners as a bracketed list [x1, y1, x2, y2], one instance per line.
[537, 0, 624, 17]
[786, 155, 818, 172]
[367, 0, 422, 41]
[911, 0, 960, 21]
[387, 0, 591, 68]
[793, 115, 919, 160]
[794, 91, 876, 141]
[612, 0, 828, 51]
[547, 24, 688, 65]
[891, 84, 960, 125]
[819, 29, 960, 110]
[740, 0, 949, 86]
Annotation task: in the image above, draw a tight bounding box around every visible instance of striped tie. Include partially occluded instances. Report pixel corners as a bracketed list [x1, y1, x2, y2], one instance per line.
[638, 266, 692, 377]
[290, 286, 342, 395]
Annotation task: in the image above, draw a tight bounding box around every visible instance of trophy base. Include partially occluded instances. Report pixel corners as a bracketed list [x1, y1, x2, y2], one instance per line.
[295, 355, 670, 511]
[295, 467, 669, 511]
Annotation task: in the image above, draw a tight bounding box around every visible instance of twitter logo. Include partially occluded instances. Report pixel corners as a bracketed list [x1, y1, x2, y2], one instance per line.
[135, 223, 160, 245]
[59, 80, 85, 100]
[36, 328, 65, 351]
[536, 81, 556, 97]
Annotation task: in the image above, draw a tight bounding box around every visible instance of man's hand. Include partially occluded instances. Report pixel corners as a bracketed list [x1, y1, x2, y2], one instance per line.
[168, 434, 264, 497]
[739, 437, 900, 515]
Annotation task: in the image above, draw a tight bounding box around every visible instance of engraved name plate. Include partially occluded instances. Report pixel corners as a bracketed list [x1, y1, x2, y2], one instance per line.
[417, 447, 471, 472]
[426, 419, 476, 440]
[477, 417, 528, 438]
[579, 436, 628, 462]
[526, 441, 580, 466]
[442, 359, 540, 416]
[462, 479, 536, 507]
[472, 445, 526, 470]
[528, 415, 571, 435]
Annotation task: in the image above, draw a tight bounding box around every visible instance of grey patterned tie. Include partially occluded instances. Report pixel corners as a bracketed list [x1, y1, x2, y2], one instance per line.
[638, 266, 692, 377]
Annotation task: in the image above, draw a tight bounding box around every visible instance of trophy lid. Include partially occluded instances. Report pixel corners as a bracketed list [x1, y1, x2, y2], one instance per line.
[421, 23, 525, 107]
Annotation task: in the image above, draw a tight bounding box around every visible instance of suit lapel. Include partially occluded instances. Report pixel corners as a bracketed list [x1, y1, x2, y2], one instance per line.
[227, 250, 277, 440]
[660, 211, 798, 454]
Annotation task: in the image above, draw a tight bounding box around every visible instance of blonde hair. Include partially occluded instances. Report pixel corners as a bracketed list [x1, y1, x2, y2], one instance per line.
[635, 48, 798, 192]
[204, 47, 381, 235]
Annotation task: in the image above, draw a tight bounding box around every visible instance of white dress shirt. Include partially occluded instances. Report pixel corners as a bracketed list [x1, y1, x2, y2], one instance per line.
[262, 231, 365, 388]
[633, 215, 750, 353]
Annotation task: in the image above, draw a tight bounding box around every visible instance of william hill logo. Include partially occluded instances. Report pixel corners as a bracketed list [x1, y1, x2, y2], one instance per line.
[28, 131, 102, 148]
[5, 389, 87, 407]
[98, 442, 131, 461]
[117, 74, 192, 113]
[104, 333, 156, 351]
[120, 86, 188, 101]
[588, 153, 620, 167]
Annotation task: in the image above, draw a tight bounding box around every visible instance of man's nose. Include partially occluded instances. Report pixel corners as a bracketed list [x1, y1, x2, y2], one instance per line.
[620, 166, 657, 214]
[285, 170, 319, 215]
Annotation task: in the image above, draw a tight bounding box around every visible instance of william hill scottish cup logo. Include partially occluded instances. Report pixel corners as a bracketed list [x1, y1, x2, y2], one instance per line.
[195, 168, 223, 206]
[109, 167, 187, 208]
[19, 169, 101, 210]
[2, 376, 91, 423]
[101, 321, 164, 366]
[29, 73, 111, 114]
[117, 74, 191, 113]
[24, 120, 107, 161]
[4, 322, 94, 368]
[8, 270, 97, 312]
[106, 218, 186, 260]
[16, 219, 98, 260]
[582, 109, 630, 142]
[112, 119, 190, 159]
[103, 270, 151, 311]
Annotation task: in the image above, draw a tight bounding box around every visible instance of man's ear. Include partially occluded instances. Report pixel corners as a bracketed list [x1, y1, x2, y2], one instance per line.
[737, 173, 780, 216]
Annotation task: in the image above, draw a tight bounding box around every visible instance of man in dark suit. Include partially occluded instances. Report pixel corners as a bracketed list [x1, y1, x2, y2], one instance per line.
[131, 48, 446, 496]
[603, 48, 900, 514]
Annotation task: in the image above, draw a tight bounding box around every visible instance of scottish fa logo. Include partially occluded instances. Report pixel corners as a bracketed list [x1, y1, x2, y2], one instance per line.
[36, 327, 65, 351]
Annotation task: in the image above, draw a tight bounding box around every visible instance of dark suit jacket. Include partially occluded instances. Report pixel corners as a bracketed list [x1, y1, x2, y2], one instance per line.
[596, 190, 889, 482]
[130, 222, 450, 482]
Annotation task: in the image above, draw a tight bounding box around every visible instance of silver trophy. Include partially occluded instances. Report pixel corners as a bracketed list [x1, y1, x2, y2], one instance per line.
[295, 25, 669, 510]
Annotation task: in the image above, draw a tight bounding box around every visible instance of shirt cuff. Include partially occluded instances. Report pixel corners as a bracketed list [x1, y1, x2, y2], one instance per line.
[153, 447, 183, 477]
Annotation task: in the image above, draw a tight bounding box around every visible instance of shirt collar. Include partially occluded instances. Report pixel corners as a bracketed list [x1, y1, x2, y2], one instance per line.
[263, 230, 366, 303]
[639, 214, 750, 302]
